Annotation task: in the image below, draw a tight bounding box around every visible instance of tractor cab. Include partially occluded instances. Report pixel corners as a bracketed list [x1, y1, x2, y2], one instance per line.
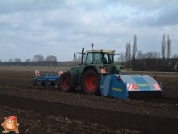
[72, 48, 120, 75]
[85, 50, 115, 65]
[83, 49, 120, 74]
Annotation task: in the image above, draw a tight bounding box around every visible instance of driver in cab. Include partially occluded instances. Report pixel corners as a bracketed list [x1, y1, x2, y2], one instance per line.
[101, 53, 107, 64]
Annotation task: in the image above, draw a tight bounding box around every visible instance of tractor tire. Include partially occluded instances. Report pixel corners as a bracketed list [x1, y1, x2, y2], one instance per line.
[60, 73, 73, 92]
[82, 68, 100, 95]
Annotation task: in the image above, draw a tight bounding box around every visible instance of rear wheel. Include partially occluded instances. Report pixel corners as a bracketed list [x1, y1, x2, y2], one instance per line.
[60, 73, 72, 92]
[82, 69, 100, 95]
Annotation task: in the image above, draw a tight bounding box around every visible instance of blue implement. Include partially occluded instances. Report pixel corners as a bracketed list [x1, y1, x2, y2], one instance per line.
[100, 74, 162, 99]
[32, 73, 60, 87]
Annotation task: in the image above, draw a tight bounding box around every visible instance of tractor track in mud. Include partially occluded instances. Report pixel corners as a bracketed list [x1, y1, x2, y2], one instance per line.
[0, 69, 178, 133]
[141, 96, 178, 104]
[0, 94, 178, 134]
[0, 87, 178, 134]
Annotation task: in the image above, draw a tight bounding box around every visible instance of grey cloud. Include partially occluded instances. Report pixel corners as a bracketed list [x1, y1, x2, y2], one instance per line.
[0, 0, 178, 62]
[130, 7, 178, 27]
[0, 0, 66, 14]
[106, 0, 178, 11]
[0, 0, 105, 15]
[152, 8, 178, 26]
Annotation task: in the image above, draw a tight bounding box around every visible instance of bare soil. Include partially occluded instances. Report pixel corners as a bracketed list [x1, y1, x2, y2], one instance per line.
[0, 66, 178, 134]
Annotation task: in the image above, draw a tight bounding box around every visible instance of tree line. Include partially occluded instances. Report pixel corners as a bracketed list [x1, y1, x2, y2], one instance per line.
[1, 54, 57, 67]
[118, 33, 178, 71]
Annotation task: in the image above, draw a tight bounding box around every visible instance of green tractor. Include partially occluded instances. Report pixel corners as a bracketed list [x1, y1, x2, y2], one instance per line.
[59, 48, 121, 95]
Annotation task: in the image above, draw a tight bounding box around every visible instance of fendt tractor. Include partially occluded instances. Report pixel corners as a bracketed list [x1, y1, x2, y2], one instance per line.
[59, 45, 163, 99]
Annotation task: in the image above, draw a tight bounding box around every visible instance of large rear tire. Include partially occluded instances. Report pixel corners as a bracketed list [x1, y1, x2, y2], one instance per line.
[60, 73, 72, 92]
[82, 68, 100, 95]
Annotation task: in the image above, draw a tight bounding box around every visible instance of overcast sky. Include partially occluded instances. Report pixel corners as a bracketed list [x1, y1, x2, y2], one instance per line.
[0, 0, 178, 62]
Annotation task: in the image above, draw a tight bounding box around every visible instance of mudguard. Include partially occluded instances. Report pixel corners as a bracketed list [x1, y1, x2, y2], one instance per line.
[83, 65, 101, 74]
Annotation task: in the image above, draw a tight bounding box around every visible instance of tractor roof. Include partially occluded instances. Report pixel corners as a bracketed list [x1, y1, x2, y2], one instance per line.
[86, 49, 116, 54]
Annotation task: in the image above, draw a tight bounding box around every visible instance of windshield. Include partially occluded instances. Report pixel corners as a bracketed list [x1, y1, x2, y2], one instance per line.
[85, 52, 114, 64]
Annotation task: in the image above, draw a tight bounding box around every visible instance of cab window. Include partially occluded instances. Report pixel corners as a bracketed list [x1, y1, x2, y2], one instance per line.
[94, 53, 101, 64]
[108, 54, 113, 63]
[85, 53, 93, 64]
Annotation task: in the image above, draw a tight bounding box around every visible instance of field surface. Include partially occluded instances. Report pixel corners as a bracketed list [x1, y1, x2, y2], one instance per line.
[0, 66, 178, 134]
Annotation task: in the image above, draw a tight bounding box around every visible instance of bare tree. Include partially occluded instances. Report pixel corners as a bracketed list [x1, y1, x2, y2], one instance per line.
[118, 52, 125, 65]
[161, 33, 166, 59]
[146, 52, 154, 59]
[136, 51, 143, 59]
[145, 52, 154, 70]
[9, 58, 13, 62]
[26, 59, 31, 66]
[33, 54, 44, 62]
[14, 58, 21, 62]
[33, 54, 44, 66]
[132, 34, 137, 70]
[125, 44, 128, 69]
[143, 51, 160, 70]
[26, 59, 31, 62]
[153, 51, 160, 70]
[153, 51, 160, 59]
[172, 54, 178, 58]
[161, 33, 167, 69]
[8, 58, 13, 66]
[14, 58, 21, 66]
[128, 42, 131, 70]
[125, 42, 131, 70]
[46, 55, 57, 66]
[167, 35, 171, 59]
[136, 51, 143, 70]
[133, 35, 137, 57]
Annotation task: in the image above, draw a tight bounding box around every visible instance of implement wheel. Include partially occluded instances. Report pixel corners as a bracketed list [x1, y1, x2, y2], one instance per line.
[60, 73, 72, 92]
[82, 68, 100, 95]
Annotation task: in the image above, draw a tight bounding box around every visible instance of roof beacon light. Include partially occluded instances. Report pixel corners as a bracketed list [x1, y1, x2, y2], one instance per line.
[91, 43, 94, 50]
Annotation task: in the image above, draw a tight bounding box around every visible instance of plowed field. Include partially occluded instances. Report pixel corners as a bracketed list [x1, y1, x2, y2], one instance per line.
[0, 67, 178, 134]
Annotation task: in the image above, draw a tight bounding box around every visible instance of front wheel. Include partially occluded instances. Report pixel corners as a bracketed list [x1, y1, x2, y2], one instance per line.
[60, 73, 72, 92]
[82, 69, 100, 95]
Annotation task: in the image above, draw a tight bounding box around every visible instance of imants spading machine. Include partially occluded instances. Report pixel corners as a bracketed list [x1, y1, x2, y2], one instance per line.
[100, 74, 162, 99]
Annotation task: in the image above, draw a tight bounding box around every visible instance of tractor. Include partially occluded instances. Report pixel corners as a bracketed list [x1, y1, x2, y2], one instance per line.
[59, 47, 121, 95]
[59, 46, 163, 99]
